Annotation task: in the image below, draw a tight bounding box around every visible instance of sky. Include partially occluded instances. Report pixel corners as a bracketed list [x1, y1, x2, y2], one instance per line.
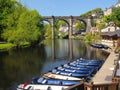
[19, 0, 118, 16]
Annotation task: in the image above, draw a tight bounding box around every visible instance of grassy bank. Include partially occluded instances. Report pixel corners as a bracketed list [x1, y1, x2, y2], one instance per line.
[0, 43, 16, 50]
[0, 42, 30, 51]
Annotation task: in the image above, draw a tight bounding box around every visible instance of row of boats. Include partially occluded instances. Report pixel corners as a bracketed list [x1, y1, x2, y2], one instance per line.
[90, 44, 110, 49]
[17, 58, 104, 90]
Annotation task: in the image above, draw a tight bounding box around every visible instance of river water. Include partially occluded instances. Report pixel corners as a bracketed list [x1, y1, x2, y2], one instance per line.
[0, 39, 109, 90]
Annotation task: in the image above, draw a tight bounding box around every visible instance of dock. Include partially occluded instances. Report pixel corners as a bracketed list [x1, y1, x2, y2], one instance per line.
[92, 49, 119, 84]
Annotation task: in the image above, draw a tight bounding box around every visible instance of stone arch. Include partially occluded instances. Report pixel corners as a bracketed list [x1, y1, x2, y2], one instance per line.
[73, 19, 87, 31]
[55, 19, 70, 38]
[41, 19, 52, 26]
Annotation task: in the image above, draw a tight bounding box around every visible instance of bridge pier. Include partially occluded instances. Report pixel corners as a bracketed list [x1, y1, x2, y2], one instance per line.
[86, 16, 93, 33]
[69, 16, 73, 39]
[51, 16, 55, 40]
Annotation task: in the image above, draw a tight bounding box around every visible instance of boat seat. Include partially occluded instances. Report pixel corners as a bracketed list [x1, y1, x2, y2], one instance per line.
[47, 79, 61, 85]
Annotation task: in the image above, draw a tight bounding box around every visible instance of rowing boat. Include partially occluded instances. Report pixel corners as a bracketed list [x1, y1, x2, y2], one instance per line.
[43, 72, 83, 81]
[32, 77, 81, 86]
[50, 69, 89, 78]
[56, 66, 92, 74]
[17, 84, 68, 90]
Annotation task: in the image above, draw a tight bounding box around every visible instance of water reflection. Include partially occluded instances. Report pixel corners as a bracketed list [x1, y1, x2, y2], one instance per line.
[0, 39, 109, 90]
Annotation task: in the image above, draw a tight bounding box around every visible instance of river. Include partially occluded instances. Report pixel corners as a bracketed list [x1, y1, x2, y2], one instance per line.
[0, 39, 109, 90]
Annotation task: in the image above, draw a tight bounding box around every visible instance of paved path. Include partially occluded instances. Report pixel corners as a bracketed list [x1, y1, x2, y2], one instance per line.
[92, 49, 119, 84]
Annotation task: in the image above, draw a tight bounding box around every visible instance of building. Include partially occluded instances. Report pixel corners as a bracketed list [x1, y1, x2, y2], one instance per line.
[90, 27, 99, 34]
[104, 7, 114, 16]
[104, 0, 120, 16]
[115, 0, 120, 7]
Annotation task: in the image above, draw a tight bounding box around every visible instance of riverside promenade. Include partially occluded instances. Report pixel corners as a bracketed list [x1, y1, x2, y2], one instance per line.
[92, 48, 119, 84]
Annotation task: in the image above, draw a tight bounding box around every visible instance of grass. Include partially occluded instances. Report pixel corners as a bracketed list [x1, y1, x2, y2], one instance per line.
[0, 42, 30, 50]
[0, 43, 16, 50]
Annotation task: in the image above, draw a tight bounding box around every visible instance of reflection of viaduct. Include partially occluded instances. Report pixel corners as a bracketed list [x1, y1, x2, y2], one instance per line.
[42, 16, 93, 39]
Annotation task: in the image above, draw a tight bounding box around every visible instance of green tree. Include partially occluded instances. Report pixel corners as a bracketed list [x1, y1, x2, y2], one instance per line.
[44, 24, 52, 38]
[0, 0, 15, 40]
[75, 21, 85, 30]
[96, 22, 106, 30]
[103, 15, 112, 24]
[83, 33, 94, 42]
[2, 1, 43, 46]
[111, 7, 120, 27]
[80, 8, 103, 18]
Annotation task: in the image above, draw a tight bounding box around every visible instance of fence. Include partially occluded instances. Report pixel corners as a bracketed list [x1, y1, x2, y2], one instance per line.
[65, 82, 118, 90]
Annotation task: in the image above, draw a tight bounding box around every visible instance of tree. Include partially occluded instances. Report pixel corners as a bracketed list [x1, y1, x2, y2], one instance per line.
[2, 1, 43, 46]
[96, 22, 106, 30]
[103, 15, 112, 24]
[44, 24, 52, 39]
[80, 8, 103, 18]
[111, 7, 120, 27]
[0, 0, 15, 40]
[75, 21, 85, 30]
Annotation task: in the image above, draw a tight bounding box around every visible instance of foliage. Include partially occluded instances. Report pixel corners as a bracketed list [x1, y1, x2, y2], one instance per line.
[103, 15, 112, 23]
[1, 0, 43, 47]
[83, 34, 94, 42]
[56, 20, 67, 30]
[96, 22, 106, 30]
[80, 8, 103, 18]
[0, 43, 16, 50]
[75, 21, 85, 30]
[111, 7, 120, 27]
[44, 24, 52, 39]
[56, 20, 68, 39]
[0, 0, 15, 39]
[44, 20, 68, 39]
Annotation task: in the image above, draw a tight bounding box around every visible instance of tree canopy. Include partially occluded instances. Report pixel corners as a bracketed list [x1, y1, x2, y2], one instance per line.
[1, 0, 44, 47]
[80, 8, 103, 18]
[111, 7, 120, 27]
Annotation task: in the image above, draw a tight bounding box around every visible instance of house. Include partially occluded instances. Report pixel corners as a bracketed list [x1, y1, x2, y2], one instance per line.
[104, 0, 120, 16]
[90, 27, 99, 34]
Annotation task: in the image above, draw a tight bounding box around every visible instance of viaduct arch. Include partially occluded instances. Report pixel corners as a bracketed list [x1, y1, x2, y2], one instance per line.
[42, 16, 93, 39]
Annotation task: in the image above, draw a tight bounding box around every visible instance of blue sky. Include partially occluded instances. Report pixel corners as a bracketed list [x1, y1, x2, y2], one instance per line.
[19, 0, 118, 16]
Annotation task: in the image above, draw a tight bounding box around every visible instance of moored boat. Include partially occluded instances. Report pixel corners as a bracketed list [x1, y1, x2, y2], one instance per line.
[43, 72, 83, 81]
[32, 77, 81, 86]
[90, 44, 109, 49]
[50, 69, 89, 79]
[17, 58, 105, 89]
[17, 83, 68, 90]
[56, 66, 92, 74]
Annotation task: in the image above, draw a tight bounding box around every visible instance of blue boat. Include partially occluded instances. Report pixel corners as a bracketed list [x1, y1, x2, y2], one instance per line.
[90, 44, 109, 49]
[50, 69, 89, 79]
[63, 64, 82, 70]
[32, 77, 81, 86]
[74, 59, 104, 65]
[56, 66, 91, 74]
[62, 63, 98, 73]
[70, 62, 100, 67]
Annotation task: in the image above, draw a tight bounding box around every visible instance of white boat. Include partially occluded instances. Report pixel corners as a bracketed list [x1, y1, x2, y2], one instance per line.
[17, 83, 68, 90]
[43, 72, 83, 81]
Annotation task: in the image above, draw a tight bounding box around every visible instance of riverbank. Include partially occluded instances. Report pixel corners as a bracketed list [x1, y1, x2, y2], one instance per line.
[0, 43, 16, 50]
[0, 42, 30, 51]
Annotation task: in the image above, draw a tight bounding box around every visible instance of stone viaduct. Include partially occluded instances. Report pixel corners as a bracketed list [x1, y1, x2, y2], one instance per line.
[42, 16, 93, 39]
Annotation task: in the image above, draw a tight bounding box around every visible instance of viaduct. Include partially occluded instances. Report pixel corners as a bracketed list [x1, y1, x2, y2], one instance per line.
[42, 16, 93, 39]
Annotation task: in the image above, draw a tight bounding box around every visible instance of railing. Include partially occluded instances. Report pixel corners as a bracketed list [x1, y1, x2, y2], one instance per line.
[64, 83, 84, 90]
[112, 59, 120, 88]
[84, 82, 118, 90]
[64, 82, 118, 90]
